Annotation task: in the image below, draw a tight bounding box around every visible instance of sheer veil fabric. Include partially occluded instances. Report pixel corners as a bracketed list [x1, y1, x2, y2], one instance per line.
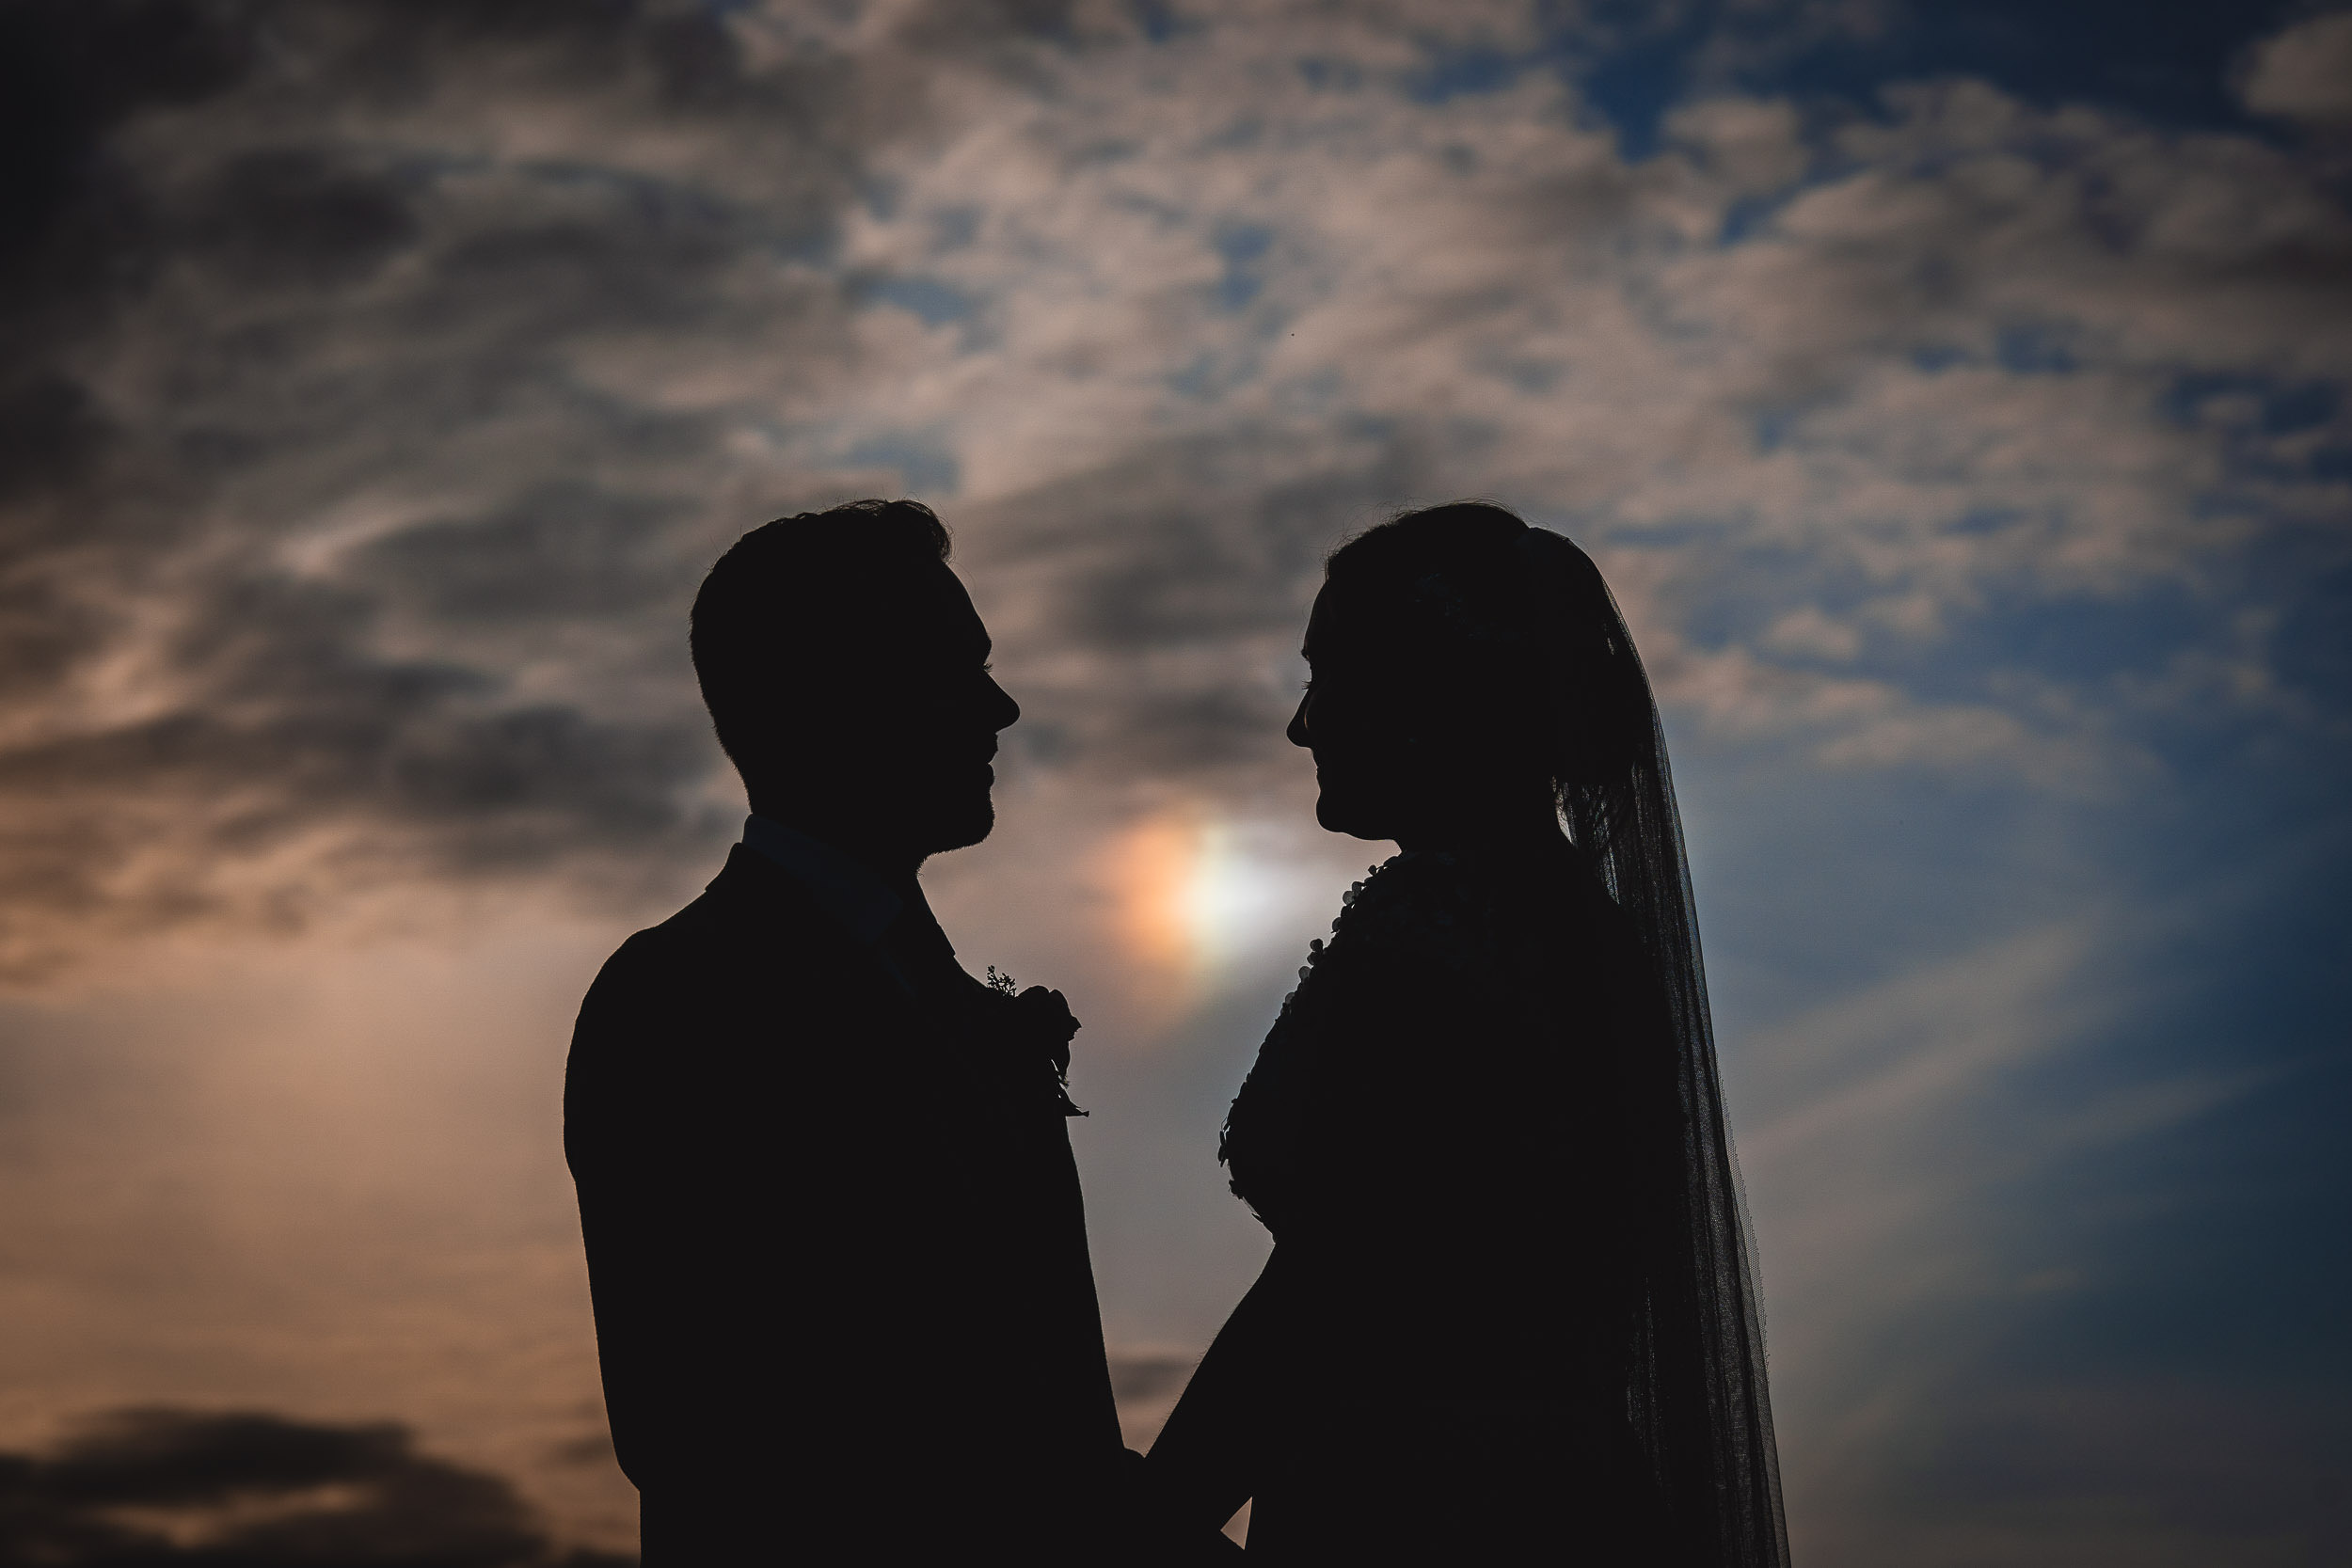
[1516, 527, 1789, 1568]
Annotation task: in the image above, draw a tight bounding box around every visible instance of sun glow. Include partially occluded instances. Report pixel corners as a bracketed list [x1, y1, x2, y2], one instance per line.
[1095, 809, 1318, 1011]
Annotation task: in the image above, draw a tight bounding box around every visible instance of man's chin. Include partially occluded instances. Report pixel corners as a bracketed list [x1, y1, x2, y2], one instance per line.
[919, 800, 997, 857]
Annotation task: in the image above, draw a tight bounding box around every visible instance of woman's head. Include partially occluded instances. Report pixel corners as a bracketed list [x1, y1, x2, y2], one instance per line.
[1289, 501, 1654, 848]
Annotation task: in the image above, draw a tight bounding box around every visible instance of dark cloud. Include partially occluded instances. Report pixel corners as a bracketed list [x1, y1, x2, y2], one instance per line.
[0, 2, 252, 263]
[0, 0, 1182, 974]
[961, 430, 1446, 779]
[0, 0, 899, 971]
[970, 421, 1484, 652]
[190, 151, 421, 290]
[356, 483, 696, 626]
[1105, 1353, 1196, 1407]
[0, 376, 113, 505]
[1034, 493, 1321, 654]
[0, 1407, 630, 1567]
[0, 553, 720, 977]
[1107, 685, 1295, 773]
[0, 2, 246, 511]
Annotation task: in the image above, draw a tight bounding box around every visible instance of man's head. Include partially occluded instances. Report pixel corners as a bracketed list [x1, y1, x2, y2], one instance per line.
[691, 499, 1019, 868]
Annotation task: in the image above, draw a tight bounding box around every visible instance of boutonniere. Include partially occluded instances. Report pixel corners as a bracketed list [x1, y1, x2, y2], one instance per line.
[982, 967, 1086, 1117]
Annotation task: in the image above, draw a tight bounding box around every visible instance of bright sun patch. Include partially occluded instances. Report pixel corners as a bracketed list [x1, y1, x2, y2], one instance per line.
[1096, 808, 1323, 1009]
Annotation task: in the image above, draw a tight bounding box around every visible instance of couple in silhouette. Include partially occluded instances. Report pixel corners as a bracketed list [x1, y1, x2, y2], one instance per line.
[565, 499, 1789, 1564]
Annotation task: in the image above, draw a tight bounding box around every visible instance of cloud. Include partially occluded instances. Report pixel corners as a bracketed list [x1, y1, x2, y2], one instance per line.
[2235, 11, 2352, 127]
[0, 1407, 629, 1566]
[0, 1, 888, 974]
[1106, 1350, 1200, 1451]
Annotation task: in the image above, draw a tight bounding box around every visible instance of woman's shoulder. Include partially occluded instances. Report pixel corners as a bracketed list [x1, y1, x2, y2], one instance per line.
[1312, 851, 1508, 991]
[1327, 842, 1634, 972]
[1334, 850, 1477, 935]
[1339, 842, 1606, 924]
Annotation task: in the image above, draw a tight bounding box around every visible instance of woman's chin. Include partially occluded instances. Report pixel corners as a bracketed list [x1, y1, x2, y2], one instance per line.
[1314, 793, 1393, 843]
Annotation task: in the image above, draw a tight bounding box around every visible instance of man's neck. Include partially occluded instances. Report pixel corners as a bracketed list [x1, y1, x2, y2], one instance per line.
[746, 803, 926, 892]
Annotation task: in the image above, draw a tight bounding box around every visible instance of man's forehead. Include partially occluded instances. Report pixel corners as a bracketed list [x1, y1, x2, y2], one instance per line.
[870, 562, 990, 658]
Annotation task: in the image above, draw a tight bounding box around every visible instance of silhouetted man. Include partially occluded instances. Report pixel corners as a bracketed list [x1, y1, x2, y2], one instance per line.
[565, 501, 1196, 1561]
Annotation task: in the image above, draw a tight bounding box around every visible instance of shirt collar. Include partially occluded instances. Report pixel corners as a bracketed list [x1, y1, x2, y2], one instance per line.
[739, 815, 905, 945]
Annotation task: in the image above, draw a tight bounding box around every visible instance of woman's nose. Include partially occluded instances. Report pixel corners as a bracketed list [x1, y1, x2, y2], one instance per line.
[1286, 691, 1311, 749]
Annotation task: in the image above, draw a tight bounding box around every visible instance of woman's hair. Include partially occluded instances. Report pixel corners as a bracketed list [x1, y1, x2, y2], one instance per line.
[1325, 500, 1792, 1568]
[1322, 499, 1656, 813]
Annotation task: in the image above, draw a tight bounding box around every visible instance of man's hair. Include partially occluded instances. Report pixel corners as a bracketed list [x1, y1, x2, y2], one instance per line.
[690, 499, 952, 775]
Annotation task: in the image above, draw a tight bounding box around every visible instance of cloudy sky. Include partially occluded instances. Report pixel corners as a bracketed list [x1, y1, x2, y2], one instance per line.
[1, 0, 2346, 1560]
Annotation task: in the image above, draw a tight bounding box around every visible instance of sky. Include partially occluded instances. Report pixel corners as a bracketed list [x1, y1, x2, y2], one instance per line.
[0, 0, 2346, 1561]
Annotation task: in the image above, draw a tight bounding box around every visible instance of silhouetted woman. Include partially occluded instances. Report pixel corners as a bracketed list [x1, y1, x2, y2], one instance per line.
[1146, 503, 1789, 1564]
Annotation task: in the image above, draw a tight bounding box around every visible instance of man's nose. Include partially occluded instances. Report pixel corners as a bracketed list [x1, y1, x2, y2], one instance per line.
[986, 674, 1021, 732]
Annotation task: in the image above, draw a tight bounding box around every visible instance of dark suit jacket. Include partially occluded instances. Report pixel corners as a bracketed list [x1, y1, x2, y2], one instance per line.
[565, 845, 1125, 1562]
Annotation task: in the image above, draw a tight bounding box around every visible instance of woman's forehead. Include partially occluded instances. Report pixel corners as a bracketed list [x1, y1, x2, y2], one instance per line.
[1302, 580, 1391, 659]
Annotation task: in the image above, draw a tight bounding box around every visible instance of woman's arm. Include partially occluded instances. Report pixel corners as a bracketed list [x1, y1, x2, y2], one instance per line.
[1141, 1243, 1304, 1533]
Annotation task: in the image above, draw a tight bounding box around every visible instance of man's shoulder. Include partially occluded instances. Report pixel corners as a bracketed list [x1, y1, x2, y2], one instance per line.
[577, 848, 859, 1024]
[564, 849, 892, 1149]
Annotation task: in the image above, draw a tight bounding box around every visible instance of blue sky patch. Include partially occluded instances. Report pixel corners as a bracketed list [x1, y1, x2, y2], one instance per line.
[867, 275, 975, 327]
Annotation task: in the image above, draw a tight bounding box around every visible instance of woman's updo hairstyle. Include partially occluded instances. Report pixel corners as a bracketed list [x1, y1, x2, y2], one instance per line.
[1321, 500, 1661, 844]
